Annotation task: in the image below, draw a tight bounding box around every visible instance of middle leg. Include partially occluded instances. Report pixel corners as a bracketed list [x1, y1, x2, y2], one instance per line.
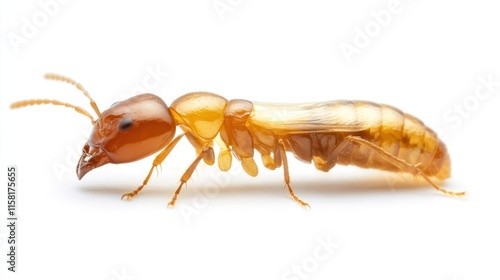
[276, 140, 310, 208]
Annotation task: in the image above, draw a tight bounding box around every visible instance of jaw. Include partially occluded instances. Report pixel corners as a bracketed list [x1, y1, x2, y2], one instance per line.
[77, 143, 111, 179]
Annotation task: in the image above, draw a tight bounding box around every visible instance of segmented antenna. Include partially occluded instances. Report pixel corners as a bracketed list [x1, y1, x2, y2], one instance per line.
[9, 74, 102, 124]
[10, 99, 97, 124]
[44, 73, 102, 118]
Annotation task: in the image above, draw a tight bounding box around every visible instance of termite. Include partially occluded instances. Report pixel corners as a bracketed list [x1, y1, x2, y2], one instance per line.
[10, 74, 465, 207]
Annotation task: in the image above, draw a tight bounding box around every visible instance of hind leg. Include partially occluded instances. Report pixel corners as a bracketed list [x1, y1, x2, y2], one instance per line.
[336, 136, 466, 197]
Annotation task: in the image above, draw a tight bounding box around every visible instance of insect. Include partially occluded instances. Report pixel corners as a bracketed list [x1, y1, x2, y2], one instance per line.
[10, 74, 465, 207]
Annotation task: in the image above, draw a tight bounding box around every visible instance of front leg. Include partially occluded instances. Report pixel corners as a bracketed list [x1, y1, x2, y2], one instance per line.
[121, 133, 185, 200]
[167, 147, 213, 207]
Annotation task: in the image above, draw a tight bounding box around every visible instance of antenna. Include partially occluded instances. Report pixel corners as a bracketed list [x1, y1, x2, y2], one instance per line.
[44, 73, 102, 118]
[10, 74, 102, 124]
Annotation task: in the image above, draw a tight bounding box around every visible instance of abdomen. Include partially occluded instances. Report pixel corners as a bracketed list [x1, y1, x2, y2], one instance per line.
[252, 101, 451, 179]
[335, 102, 450, 179]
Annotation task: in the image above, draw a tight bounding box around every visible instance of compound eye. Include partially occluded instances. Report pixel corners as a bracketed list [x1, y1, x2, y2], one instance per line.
[119, 118, 133, 131]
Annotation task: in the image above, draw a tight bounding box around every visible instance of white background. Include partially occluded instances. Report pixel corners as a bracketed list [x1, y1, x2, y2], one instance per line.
[1, 1, 500, 279]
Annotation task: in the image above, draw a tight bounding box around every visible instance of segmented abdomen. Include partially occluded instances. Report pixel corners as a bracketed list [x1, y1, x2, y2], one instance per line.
[339, 101, 449, 179]
[271, 101, 450, 179]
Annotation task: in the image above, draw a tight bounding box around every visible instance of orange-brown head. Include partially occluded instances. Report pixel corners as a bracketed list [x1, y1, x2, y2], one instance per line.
[77, 94, 176, 179]
[10, 74, 177, 179]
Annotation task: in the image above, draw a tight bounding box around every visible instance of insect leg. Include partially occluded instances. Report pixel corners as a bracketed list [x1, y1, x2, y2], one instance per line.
[215, 134, 232, 171]
[277, 140, 310, 208]
[167, 147, 212, 207]
[121, 133, 185, 200]
[341, 136, 466, 197]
